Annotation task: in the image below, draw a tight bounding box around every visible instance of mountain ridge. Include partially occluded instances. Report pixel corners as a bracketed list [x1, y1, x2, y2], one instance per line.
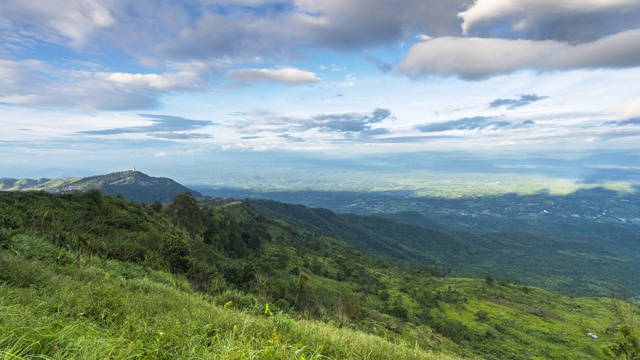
[0, 170, 201, 203]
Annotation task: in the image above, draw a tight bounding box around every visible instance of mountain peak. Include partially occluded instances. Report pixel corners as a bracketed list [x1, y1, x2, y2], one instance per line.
[1, 171, 201, 203]
[67, 171, 202, 203]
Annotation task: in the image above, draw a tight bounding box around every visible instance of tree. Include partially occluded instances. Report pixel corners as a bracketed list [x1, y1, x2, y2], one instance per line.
[167, 192, 201, 235]
[151, 201, 163, 212]
[162, 234, 193, 274]
[485, 272, 494, 287]
[295, 272, 311, 312]
[604, 291, 640, 359]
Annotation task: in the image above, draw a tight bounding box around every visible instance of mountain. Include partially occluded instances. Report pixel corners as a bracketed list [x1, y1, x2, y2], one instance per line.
[0, 170, 201, 203]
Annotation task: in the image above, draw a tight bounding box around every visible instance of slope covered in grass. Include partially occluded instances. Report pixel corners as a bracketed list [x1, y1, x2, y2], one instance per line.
[0, 247, 451, 359]
[1, 191, 637, 359]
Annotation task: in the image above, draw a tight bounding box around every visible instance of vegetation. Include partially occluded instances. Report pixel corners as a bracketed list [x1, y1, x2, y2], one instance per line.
[1, 190, 639, 358]
[248, 199, 640, 297]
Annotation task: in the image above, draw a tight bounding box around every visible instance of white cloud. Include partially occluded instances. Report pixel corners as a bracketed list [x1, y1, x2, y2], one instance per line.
[156, 0, 468, 62]
[0, 0, 115, 47]
[226, 67, 320, 85]
[618, 98, 640, 119]
[397, 29, 640, 79]
[459, 0, 640, 42]
[0, 60, 209, 111]
[291, 0, 467, 48]
[102, 71, 204, 91]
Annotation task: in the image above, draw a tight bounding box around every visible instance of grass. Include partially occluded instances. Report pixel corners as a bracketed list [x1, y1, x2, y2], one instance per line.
[428, 278, 625, 359]
[0, 247, 457, 360]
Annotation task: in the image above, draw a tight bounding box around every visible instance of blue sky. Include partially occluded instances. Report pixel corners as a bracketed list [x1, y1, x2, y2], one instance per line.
[1, 0, 640, 179]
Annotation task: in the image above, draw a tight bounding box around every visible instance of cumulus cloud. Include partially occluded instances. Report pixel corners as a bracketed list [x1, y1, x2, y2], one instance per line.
[490, 94, 548, 109]
[0, 60, 208, 111]
[398, 29, 640, 79]
[227, 67, 320, 85]
[417, 116, 534, 132]
[155, 0, 468, 63]
[459, 0, 640, 43]
[102, 71, 205, 90]
[0, 60, 160, 110]
[79, 114, 216, 137]
[292, 0, 466, 48]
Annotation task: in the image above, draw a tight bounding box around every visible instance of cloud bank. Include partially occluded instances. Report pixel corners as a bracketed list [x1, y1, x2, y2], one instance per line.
[1, 0, 638, 109]
[398, 29, 640, 79]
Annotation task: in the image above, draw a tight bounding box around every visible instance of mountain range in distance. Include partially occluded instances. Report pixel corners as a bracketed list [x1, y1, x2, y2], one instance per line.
[0, 170, 201, 204]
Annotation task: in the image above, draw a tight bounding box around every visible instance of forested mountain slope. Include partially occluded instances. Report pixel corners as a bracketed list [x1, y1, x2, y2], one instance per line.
[1, 191, 637, 359]
[249, 200, 640, 297]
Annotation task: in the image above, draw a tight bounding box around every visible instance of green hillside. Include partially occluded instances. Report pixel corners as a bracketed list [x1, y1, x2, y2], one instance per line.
[1, 191, 638, 359]
[0, 177, 80, 191]
[248, 200, 640, 297]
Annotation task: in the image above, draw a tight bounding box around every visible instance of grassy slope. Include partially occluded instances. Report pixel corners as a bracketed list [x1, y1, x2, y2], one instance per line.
[0, 239, 626, 360]
[0, 177, 80, 191]
[0, 191, 636, 359]
[0, 239, 450, 360]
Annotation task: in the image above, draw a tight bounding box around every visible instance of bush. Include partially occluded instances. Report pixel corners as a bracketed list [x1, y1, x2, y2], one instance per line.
[213, 290, 257, 310]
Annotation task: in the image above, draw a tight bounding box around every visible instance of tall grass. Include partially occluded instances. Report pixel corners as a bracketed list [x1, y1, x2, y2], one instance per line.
[0, 243, 456, 360]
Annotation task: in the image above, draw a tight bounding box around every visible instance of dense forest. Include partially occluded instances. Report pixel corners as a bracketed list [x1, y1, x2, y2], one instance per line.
[248, 199, 640, 297]
[1, 190, 639, 359]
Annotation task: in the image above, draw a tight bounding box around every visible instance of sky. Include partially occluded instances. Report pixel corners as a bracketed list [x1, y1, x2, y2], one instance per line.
[1, 0, 640, 180]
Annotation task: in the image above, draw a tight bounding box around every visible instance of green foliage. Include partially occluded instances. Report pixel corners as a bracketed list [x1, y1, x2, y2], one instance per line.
[248, 199, 640, 298]
[604, 324, 640, 359]
[485, 273, 494, 287]
[475, 310, 489, 323]
[167, 192, 202, 235]
[0, 190, 633, 359]
[0, 252, 446, 360]
[603, 294, 640, 359]
[162, 234, 193, 274]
